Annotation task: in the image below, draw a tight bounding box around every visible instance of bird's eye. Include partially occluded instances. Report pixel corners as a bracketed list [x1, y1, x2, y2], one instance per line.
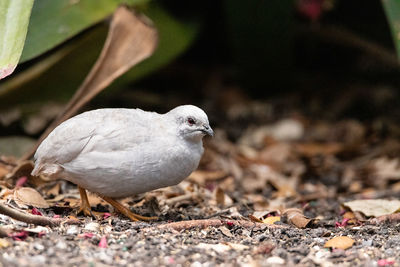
[187, 117, 195, 125]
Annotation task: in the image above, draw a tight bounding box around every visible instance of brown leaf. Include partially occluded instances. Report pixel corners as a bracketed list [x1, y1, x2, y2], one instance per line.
[262, 216, 281, 225]
[343, 199, 400, 217]
[13, 187, 49, 208]
[324, 236, 355, 250]
[282, 208, 314, 228]
[188, 170, 227, 185]
[0, 166, 9, 179]
[43, 183, 60, 196]
[294, 142, 343, 157]
[215, 187, 225, 206]
[22, 6, 158, 160]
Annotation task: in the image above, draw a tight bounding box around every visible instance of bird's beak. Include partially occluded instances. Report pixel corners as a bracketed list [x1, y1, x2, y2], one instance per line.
[202, 124, 214, 137]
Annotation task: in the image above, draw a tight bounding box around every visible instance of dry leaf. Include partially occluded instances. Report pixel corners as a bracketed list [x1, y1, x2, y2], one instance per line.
[23, 6, 158, 160]
[14, 187, 49, 208]
[294, 142, 343, 157]
[5, 160, 34, 180]
[215, 187, 225, 206]
[0, 166, 9, 178]
[343, 199, 400, 217]
[188, 170, 227, 185]
[262, 216, 281, 225]
[0, 238, 10, 248]
[282, 208, 314, 228]
[219, 226, 233, 237]
[371, 157, 400, 181]
[324, 236, 355, 250]
[45, 183, 60, 196]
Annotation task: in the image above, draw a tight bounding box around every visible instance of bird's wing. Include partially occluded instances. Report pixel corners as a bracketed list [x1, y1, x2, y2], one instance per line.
[34, 108, 159, 166]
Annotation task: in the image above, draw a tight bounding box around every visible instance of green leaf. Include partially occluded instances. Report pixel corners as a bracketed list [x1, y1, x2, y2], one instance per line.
[20, 0, 148, 62]
[382, 0, 400, 60]
[0, 0, 34, 79]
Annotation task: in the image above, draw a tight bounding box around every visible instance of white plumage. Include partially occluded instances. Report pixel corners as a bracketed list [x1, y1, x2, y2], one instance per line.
[32, 105, 213, 198]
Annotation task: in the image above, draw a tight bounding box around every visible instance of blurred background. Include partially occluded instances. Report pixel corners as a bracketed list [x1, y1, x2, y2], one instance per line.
[1, 0, 400, 160]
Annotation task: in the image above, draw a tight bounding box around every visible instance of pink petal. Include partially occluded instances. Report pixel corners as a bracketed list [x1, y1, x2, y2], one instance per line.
[378, 259, 395, 266]
[79, 233, 94, 239]
[31, 208, 43, 216]
[98, 236, 107, 248]
[15, 176, 28, 187]
[38, 231, 46, 238]
[9, 231, 28, 241]
[226, 221, 234, 227]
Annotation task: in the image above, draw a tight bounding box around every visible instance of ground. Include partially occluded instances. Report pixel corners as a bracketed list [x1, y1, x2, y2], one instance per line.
[1, 89, 400, 266]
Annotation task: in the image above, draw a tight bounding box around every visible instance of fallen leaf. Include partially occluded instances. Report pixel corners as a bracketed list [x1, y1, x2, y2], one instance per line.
[262, 216, 281, 225]
[294, 142, 343, 157]
[282, 208, 314, 228]
[324, 236, 355, 250]
[0, 238, 10, 248]
[219, 226, 233, 237]
[343, 199, 400, 217]
[377, 259, 396, 266]
[0, 166, 9, 178]
[215, 187, 225, 206]
[371, 157, 400, 181]
[45, 183, 60, 196]
[188, 170, 227, 185]
[14, 187, 49, 208]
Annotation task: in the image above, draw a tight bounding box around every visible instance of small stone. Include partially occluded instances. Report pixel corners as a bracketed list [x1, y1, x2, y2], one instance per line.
[84, 222, 100, 232]
[34, 243, 45, 251]
[266, 256, 285, 265]
[56, 241, 67, 250]
[66, 225, 79, 235]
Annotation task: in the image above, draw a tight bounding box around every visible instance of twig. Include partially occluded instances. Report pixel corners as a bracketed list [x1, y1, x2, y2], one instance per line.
[0, 203, 80, 226]
[145, 219, 282, 232]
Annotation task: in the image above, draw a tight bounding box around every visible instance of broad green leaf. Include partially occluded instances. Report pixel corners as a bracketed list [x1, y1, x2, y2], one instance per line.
[0, 0, 34, 79]
[382, 0, 400, 60]
[20, 0, 148, 62]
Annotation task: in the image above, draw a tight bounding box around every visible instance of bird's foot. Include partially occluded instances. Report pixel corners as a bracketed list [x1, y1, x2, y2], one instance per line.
[76, 205, 105, 220]
[102, 196, 158, 221]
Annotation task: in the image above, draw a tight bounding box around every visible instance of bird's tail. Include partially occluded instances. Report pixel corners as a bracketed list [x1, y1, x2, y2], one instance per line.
[31, 162, 62, 178]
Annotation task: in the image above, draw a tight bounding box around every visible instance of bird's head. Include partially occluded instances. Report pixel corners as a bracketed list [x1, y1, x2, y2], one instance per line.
[168, 105, 213, 142]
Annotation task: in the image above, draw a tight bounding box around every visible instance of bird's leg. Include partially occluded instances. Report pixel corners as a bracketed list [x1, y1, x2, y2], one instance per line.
[77, 186, 93, 217]
[101, 196, 157, 221]
[76, 186, 104, 219]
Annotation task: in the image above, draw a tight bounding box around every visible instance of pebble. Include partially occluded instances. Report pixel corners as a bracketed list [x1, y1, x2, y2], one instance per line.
[266, 256, 285, 265]
[84, 222, 100, 232]
[66, 225, 79, 235]
[55, 241, 67, 250]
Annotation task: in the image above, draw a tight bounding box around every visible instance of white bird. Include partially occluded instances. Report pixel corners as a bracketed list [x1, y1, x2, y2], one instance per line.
[31, 105, 213, 221]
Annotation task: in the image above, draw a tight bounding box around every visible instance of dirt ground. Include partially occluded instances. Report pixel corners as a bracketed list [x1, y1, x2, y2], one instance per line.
[1, 88, 400, 267]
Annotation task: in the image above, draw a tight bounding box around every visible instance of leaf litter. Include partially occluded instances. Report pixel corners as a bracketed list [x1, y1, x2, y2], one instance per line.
[1, 9, 400, 267]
